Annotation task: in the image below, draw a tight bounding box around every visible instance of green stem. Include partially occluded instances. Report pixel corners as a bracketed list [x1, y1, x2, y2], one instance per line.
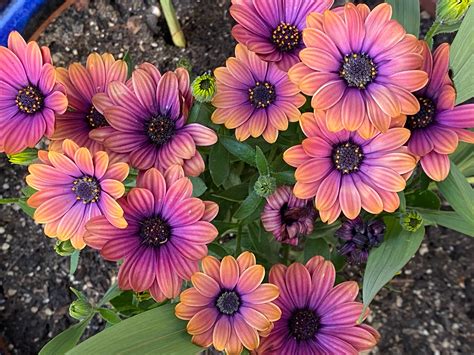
[235, 224, 242, 256]
[281, 244, 290, 265]
[268, 144, 278, 164]
[160, 0, 186, 48]
[0, 198, 19, 204]
[425, 20, 441, 49]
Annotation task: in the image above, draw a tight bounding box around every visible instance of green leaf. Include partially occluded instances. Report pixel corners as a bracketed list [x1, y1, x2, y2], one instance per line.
[67, 304, 201, 355]
[122, 52, 133, 80]
[220, 136, 256, 166]
[188, 102, 218, 129]
[212, 183, 249, 202]
[386, 0, 420, 37]
[255, 147, 270, 176]
[189, 177, 207, 197]
[39, 315, 93, 355]
[69, 250, 80, 276]
[451, 5, 474, 77]
[233, 191, 263, 220]
[273, 171, 296, 185]
[70, 288, 88, 303]
[209, 142, 230, 186]
[405, 190, 441, 210]
[98, 282, 122, 308]
[363, 216, 425, 307]
[208, 242, 231, 258]
[437, 161, 474, 225]
[304, 238, 330, 262]
[418, 208, 474, 237]
[98, 308, 122, 325]
[450, 142, 474, 177]
[16, 199, 35, 217]
[452, 57, 474, 104]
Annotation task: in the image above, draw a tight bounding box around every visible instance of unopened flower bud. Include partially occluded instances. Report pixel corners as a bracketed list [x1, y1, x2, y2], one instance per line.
[69, 299, 93, 320]
[54, 240, 76, 256]
[254, 175, 277, 198]
[7, 148, 38, 165]
[437, 0, 472, 24]
[401, 210, 423, 232]
[191, 73, 216, 103]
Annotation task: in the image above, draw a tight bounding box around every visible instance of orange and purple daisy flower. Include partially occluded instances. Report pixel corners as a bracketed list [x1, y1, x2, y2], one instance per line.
[230, 0, 334, 71]
[212, 44, 305, 143]
[284, 111, 416, 223]
[257, 256, 379, 354]
[0, 31, 67, 154]
[95, 64, 217, 175]
[289, 3, 428, 138]
[261, 185, 316, 245]
[84, 167, 219, 301]
[175, 252, 281, 354]
[50, 53, 128, 154]
[26, 139, 128, 249]
[403, 42, 474, 181]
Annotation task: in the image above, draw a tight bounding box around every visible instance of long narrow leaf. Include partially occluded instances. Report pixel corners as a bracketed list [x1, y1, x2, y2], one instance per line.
[386, 0, 420, 37]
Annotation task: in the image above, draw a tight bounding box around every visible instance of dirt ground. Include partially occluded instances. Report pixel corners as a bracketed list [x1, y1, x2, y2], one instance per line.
[0, 0, 473, 354]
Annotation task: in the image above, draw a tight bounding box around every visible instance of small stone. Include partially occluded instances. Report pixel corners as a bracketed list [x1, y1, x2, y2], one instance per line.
[7, 288, 17, 296]
[419, 244, 429, 256]
[31, 306, 39, 313]
[44, 308, 54, 316]
[0, 226, 5, 234]
[2, 243, 10, 251]
[2, 183, 9, 189]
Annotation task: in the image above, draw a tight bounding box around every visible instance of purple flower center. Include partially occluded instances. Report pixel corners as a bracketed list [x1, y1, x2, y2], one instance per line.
[145, 115, 176, 146]
[280, 203, 309, 226]
[332, 142, 364, 174]
[16, 85, 44, 114]
[72, 176, 101, 203]
[272, 22, 300, 52]
[216, 290, 241, 315]
[139, 216, 172, 248]
[248, 82, 276, 109]
[289, 309, 320, 341]
[340, 53, 377, 89]
[86, 106, 109, 129]
[405, 96, 436, 130]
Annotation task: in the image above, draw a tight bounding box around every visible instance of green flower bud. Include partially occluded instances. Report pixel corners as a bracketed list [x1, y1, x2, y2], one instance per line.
[69, 299, 93, 320]
[191, 73, 216, 103]
[436, 0, 472, 24]
[254, 175, 277, 198]
[400, 210, 424, 232]
[54, 240, 76, 256]
[7, 148, 38, 166]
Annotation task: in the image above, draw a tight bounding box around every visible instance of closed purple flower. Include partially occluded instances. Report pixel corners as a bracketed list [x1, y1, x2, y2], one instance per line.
[336, 217, 385, 264]
[261, 186, 315, 246]
[230, 0, 333, 71]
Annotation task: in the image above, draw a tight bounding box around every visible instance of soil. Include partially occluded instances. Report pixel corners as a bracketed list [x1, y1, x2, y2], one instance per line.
[0, 0, 473, 354]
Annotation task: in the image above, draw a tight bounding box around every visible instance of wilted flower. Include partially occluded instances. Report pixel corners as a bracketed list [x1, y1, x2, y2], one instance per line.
[437, 0, 472, 24]
[191, 72, 216, 103]
[0, 31, 67, 154]
[26, 139, 128, 249]
[261, 186, 315, 245]
[84, 167, 219, 301]
[257, 256, 379, 354]
[230, 0, 333, 71]
[176, 252, 281, 354]
[50, 53, 128, 154]
[94, 64, 217, 176]
[212, 44, 305, 143]
[336, 216, 385, 264]
[284, 111, 416, 223]
[400, 210, 423, 232]
[289, 3, 428, 138]
[403, 42, 474, 181]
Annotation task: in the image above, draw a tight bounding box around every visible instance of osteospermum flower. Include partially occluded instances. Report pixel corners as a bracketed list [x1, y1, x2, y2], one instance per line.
[335, 216, 385, 264]
[403, 42, 474, 181]
[93, 64, 217, 175]
[289, 3, 428, 138]
[230, 0, 333, 71]
[84, 167, 219, 301]
[212, 44, 305, 143]
[257, 256, 379, 354]
[261, 185, 315, 245]
[26, 139, 128, 249]
[0, 31, 67, 154]
[50, 53, 128, 153]
[175, 252, 281, 354]
[283, 111, 416, 223]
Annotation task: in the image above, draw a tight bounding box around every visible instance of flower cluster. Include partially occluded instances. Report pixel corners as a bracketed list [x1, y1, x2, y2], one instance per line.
[1, 0, 473, 353]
